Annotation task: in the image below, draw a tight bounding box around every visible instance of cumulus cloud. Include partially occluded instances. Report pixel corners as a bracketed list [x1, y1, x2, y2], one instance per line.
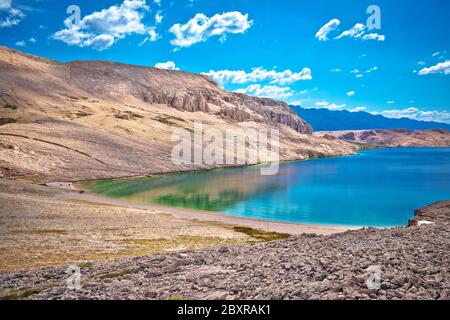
[234, 84, 292, 100]
[203, 67, 312, 85]
[314, 101, 346, 111]
[365, 66, 378, 73]
[372, 107, 450, 124]
[169, 11, 252, 48]
[14, 37, 36, 47]
[0, 0, 25, 28]
[315, 18, 340, 41]
[154, 61, 179, 70]
[350, 106, 366, 112]
[53, 0, 159, 51]
[316, 19, 385, 42]
[336, 23, 385, 41]
[346, 91, 356, 97]
[362, 33, 385, 41]
[335, 23, 365, 39]
[418, 61, 450, 75]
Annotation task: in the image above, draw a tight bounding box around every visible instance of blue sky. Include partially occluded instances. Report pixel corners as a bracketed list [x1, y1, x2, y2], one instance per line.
[1, 0, 449, 123]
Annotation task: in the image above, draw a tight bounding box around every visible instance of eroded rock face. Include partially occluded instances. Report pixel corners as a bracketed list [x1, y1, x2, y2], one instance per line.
[61, 57, 312, 134]
[0, 47, 311, 134]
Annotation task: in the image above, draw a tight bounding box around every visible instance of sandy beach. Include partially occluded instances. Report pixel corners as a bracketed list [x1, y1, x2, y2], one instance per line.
[0, 178, 352, 273]
[69, 191, 354, 236]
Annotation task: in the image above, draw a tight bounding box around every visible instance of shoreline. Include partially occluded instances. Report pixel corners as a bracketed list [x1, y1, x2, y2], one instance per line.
[66, 192, 356, 236]
[49, 149, 362, 185]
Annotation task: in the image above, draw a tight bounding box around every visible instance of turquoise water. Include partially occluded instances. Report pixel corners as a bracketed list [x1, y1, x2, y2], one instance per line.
[84, 148, 450, 227]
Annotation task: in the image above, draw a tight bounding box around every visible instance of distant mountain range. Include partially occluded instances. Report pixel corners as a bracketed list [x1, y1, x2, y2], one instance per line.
[290, 106, 450, 131]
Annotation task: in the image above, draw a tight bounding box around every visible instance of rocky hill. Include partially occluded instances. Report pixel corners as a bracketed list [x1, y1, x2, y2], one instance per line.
[0, 47, 356, 183]
[315, 129, 450, 148]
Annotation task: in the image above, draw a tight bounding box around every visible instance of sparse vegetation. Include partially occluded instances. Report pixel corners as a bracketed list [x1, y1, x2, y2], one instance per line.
[2, 104, 18, 110]
[98, 270, 132, 280]
[233, 226, 291, 242]
[0, 287, 43, 300]
[167, 295, 184, 300]
[79, 262, 93, 269]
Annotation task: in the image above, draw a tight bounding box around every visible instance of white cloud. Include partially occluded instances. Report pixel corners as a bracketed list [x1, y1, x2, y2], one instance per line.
[53, 0, 159, 51]
[14, 40, 25, 47]
[289, 100, 304, 107]
[350, 106, 366, 112]
[350, 69, 359, 73]
[417, 61, 426, 66]
[155, 10, 163, 24]
[0, 0, 12, 10]
[418, 61, 450, 75]
[335, 23, 365, 39]
[14, 37, 36, 47]
[203, 67, 312, 85]
[169, 11, 252, 48]
[0, 0, 25, 28]
[387, 100, 395, 104]
[362, 33, 385, 41]
[138, 26, 159, 46]
[154, 61, 179, 70]
[330, 68, 342, 72]
[365, 66, 378, 73]
[346, 91, 356, 97]
[355, 74, 363, 78]
[234, 84, 292, 100]
[432, 51, 440, 57]
[372, 107, 450, 124]
[315, 18, 340, 41]
[84, 34, 115, 51]
[314, 100, 346, 111]
[316, 20, 385, 42]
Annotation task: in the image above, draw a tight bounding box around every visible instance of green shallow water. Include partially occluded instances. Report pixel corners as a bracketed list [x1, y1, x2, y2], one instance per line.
[82, 147, 450, 227]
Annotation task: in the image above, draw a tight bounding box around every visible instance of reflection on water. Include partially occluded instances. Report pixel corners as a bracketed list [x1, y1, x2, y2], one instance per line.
[84, 167, 287, 211]
[83, 148, 450, 227]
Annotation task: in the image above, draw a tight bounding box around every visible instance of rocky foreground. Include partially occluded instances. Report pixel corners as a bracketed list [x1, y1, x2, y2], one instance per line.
[1, 201, 449, 300]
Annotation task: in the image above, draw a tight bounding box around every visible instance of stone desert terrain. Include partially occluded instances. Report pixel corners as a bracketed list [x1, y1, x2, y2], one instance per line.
[0, 201, 448, 300]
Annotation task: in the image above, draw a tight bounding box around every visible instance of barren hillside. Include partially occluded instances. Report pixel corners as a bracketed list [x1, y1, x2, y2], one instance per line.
[0, 47, 356, 183]
[315, 129, 450, 148]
